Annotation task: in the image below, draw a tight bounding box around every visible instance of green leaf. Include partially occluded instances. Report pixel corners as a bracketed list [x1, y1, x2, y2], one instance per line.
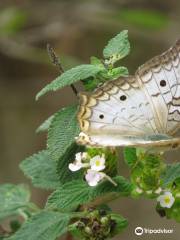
[107, 66, 128, 79]
[36, 64, 102, 100]
[20, 150, 60, 190]
[46, 176, 132, 211]
[123, 148, 137, 168]
[36, 115, 54, 133]
[7, 211, 70, 240]
[90, 56, 104, 68]
[161, 163, 180, 187]
[103, 30, 130, 59]
[109, 213, 128, 237]
[47, 106, 80, 161]
[57, 142, 85, 184]
[0, 184, 30, 221]
[165, 198, 180, 222]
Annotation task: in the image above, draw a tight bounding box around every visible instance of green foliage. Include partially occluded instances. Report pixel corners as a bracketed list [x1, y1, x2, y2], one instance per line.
[57, 143, 85, 184]
[7, 211, 71, 240]
[103, 30, 130, 60]
[46, 176, 132, 211]
[36, 115, 54, 133]
[123, 148, 137, 168]
[161, 163, 180, 187]
[0, 184, 30, 221]
[47, 106, 79, 161]
[36, 64, 103, 100]
[20, 150, 60, 190]
[118, 9, 169, 30]
[129, 152, 166, 195]
[165, 197, 180, 222]
[105, 66, 128, 79]
[90, 56, 104, 68]
[110, 213, 128, 237]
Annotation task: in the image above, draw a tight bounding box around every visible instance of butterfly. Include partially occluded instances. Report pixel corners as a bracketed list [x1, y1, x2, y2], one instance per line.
[77, 39, 180, 151]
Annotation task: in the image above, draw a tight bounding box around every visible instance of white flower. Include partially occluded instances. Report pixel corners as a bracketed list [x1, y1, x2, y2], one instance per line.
[157, 191, 175, 208]
[135, 187, 143, 194]
[75, 152, 88, 162]
[85, 169, 105, 186]
[68, 152, 89, 172]
[146, 190, 153, 195]
[68, 162, 82, 172]
[90, 154, 106, 171]
[155, 187, 162, 194]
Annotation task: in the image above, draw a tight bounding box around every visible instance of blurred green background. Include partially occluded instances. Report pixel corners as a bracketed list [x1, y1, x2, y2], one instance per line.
[0, 0, 179, 239]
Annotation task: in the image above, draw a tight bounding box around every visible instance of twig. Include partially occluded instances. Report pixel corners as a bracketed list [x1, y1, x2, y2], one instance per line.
[46, 43, 78, 96]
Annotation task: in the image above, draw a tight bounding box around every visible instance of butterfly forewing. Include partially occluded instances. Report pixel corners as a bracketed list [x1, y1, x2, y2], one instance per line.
[78, 76, 157, 136]
[77, 39, 180, 150]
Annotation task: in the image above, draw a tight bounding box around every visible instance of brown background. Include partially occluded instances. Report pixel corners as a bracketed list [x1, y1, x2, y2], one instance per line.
[0, 0, 179, 239]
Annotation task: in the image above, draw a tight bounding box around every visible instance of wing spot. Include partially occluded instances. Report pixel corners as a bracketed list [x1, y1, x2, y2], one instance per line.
[99, 114, 104, 119]
[120, 95, 127, 101]
[160, 80, 167, 87]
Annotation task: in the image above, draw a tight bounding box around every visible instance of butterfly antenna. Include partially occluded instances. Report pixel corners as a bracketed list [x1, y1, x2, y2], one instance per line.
[46, 43, 78, 96]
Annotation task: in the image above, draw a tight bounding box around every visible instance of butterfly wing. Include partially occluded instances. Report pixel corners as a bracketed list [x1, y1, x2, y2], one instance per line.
[136, 39, 180, 135]
[77, 40, 180, 150]
[78, 76, 157, 141]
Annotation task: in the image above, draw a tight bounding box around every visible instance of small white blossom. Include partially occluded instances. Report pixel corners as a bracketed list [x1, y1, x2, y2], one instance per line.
[135, 187, 143, 194]
[155, 187, 162, 194]
[68, 152, 89, 172]
[90, 154, 106, 171]
[75, 152, 88, 162]
[157, 191, 175, 208]
[68, 162, 82, 172]
[146, 190, 153, 195]
[85, 169, 105, 186]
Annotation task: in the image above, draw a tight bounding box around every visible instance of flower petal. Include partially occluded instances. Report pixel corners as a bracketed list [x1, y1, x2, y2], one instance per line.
[68, 163, 82, 172]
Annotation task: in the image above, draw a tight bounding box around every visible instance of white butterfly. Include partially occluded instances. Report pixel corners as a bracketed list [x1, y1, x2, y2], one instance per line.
[77, 40, 180, 151]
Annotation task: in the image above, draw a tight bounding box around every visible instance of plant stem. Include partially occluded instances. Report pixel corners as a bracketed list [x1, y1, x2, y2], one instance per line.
[46, 43, 78, 96]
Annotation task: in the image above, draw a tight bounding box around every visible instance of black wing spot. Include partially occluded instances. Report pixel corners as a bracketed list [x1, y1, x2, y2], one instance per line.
[120, 95, 127, 101]
[99, 114, 104, 119]
[160, 80, 166, 87]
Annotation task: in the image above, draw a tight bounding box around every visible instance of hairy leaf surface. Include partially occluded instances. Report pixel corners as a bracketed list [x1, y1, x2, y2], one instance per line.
[20, 150, 60, 190]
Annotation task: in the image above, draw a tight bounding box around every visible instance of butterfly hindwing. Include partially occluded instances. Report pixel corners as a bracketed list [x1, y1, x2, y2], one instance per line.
[136, 39, 180, 134]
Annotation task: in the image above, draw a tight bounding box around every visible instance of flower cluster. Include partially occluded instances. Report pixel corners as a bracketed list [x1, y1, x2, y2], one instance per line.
[69, 152, 117, 187]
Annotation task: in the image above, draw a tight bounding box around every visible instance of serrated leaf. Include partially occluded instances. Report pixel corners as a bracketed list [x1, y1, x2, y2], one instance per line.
[108, 66, 128, 79]
[110, 213, 128, 237]
[36, 64, 102, 100]
[103, 30, 130, 59]
[90, 56, 104, 68]
[47, 106, 80, 161]
[20, 150, 60, 190]
[0, 184, 30, 221]
[123, 148, 137, 168]
[7, 211, 70, 240]
[161, 163, 180, 187]
[57, 142, 85, 184]
[36, 115, 54, 133]
[46, 176, 132, 211]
